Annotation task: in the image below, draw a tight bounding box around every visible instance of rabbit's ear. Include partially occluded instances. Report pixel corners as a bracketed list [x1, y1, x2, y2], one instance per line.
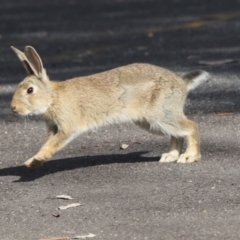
[11, 46, 35, 76]
[24, 46, 48, 81]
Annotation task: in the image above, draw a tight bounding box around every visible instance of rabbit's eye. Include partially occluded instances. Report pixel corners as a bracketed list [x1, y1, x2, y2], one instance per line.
[27, 87, 33, 94]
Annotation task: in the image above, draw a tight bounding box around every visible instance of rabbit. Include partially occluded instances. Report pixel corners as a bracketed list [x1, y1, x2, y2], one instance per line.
[10, 46, 210, 169]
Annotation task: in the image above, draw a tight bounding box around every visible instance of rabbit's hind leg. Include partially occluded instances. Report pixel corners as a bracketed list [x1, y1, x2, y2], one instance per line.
[159, 137, 183, 163]
[150, 115, 201, 163]
[177, 118, 201, 163]
[135, 118, 184, 163]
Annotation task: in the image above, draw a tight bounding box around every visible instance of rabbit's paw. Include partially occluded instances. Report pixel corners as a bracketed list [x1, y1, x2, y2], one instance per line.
[177, 153, 201, 163]
[24, 157, 44, 169]
[159, 153, 179, 163]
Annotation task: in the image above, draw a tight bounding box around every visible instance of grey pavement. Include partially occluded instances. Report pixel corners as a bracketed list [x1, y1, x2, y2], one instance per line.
[1, 1, 240, 240]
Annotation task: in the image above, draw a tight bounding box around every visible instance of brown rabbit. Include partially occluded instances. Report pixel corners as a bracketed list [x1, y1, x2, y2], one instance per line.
[11, 46, 210, 169]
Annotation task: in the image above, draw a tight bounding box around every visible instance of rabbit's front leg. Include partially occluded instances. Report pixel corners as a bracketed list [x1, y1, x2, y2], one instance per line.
[24, 129, 72, 169]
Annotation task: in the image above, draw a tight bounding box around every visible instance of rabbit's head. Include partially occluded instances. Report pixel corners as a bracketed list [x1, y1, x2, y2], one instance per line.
[11, 46, 52, 116]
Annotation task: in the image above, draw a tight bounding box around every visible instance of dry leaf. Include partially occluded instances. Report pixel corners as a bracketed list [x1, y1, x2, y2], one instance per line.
[58, 203, 81, 210]
[39, 237, 69, 240]
[147, 32, 154, 37]
[214, 112, 234, 116]
[198, 59, 238, 66]
[73, 233, 96, 239]
[52, 213, 60, 218]
[56, 195, 73, 200]
[120, 144, 129, 150]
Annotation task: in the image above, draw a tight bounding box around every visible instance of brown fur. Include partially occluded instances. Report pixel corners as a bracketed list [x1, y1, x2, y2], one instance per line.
[10, 46, 210, 168]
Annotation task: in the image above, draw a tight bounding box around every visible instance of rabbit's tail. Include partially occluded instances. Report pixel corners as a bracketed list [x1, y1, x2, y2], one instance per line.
[182, 70, 210, 92]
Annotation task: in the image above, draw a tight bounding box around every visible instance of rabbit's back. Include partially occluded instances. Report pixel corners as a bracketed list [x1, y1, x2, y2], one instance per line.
[49, 63, 187, 129]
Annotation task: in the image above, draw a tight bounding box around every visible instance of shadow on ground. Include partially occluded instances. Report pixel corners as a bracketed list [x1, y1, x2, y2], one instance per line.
[0, 151, 159, 182]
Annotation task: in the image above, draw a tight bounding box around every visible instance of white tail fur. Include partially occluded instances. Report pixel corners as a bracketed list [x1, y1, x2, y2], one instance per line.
[182, 70, 210, 91]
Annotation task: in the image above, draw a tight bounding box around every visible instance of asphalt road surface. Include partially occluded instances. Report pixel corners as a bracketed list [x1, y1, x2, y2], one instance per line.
[1, 0, 240, 240]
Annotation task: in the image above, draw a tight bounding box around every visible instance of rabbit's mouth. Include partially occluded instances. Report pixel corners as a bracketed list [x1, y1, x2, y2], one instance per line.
[11, 104, 26, 115]
[11, 107, 31, 116]
[11, 102, 49, 116]
[10, 103, 31, 116]
[15, 109, 45, 116]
